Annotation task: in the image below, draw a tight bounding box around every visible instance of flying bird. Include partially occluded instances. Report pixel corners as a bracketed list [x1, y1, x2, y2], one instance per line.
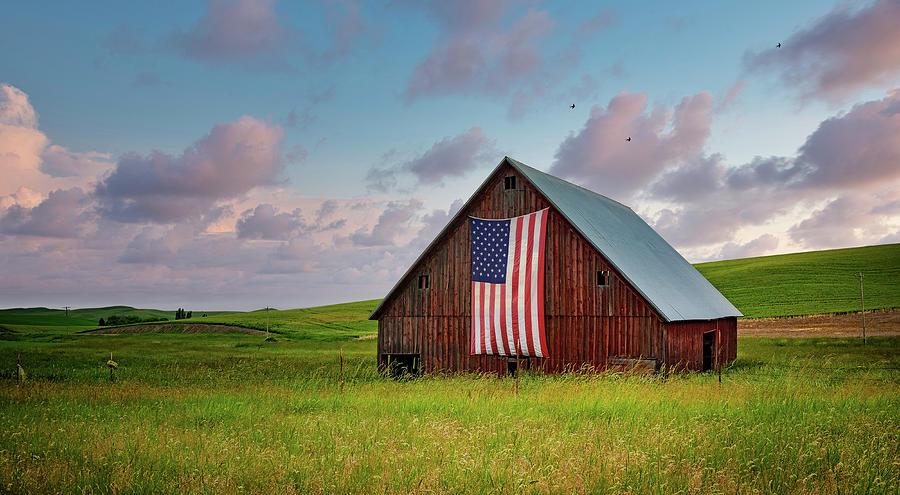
[776, 43, 781, 48]
[626, 137, 632, 142]
[570, 104, 575, 109]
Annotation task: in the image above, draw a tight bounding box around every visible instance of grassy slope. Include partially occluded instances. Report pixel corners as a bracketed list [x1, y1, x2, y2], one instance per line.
[174, 299, 381, 341]
[0, 307, 234, 336]
[695, 243, 900, 318]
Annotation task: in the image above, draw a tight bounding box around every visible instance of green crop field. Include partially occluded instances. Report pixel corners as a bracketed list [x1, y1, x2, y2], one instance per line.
[696, 243, 900, 318]
[174, 299, 382, 340]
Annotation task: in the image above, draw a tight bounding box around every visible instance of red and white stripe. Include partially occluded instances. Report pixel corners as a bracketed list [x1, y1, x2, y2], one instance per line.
[471, 208, 549, 358]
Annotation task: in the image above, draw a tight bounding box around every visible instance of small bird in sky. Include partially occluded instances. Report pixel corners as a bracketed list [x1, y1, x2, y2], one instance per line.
[777, 42, 782, 48]
[570, 104, 575, 109]
[626, 137, 632, 142]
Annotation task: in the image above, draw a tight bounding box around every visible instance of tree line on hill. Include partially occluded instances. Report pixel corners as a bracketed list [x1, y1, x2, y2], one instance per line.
[98, 315, 168, 326]
[98, 308, 193, 326]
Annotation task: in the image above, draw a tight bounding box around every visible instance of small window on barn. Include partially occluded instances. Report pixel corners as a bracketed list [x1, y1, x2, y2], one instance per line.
[417, 274, 430, 290]
[597, 270, 610, 287]
[504, 176, 517, 190]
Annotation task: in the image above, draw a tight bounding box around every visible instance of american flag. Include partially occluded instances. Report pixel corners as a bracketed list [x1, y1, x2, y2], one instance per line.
[470, 208, 549, 358]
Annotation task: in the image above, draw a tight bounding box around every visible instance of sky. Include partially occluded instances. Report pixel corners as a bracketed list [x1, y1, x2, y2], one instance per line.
[1, 0, 899, 311]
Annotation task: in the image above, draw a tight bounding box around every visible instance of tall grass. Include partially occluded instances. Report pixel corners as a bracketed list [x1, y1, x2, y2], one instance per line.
[1, 334, 897, 494]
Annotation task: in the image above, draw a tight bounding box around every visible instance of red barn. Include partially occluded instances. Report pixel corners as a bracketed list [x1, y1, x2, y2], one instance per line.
[370, 157, 741, 374]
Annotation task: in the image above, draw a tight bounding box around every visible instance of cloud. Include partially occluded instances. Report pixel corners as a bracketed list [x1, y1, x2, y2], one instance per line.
[0, 188, 92, 238]
[403, 2, 614, 107]
[716, 234, 779, 260]
[95, 116, 284, 223]
[744, 0, 900, 102]
[349, 199, 423, 246]
[366, 127, 495, 191]
[285, 144, 308, 164]
[410, 199, 464, 248]
[550, 91, 713, 197]
[545, 87, 900, 258]
[0, 83, 110, 196]
[236, 203, 304, 240]
[404, 127, 494, 183]
[167, 0, 299, 67]
[0, 83, 38, 128]
[715, 81, 744, 113]
[644, 89, 900, 254]
[118, 226, 179, 264]
[787, 190, 900, 250]
[166, 0, 368, 70]
[794, 89, 900, 188]
[39, 145, 112, 178]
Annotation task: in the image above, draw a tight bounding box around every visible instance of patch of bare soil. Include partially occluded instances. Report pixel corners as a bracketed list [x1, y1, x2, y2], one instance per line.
[739, 309, 900, 338]
[83, 324, 267, 335]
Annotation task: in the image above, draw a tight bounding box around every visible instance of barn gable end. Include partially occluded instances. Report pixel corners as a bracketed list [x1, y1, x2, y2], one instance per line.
[373, 157, 740, 373]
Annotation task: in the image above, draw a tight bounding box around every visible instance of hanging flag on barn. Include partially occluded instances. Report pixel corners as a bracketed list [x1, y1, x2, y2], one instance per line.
[470, 208, 549, 358]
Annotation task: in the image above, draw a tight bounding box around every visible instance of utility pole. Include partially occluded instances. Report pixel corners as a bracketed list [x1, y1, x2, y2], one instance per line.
[64, 306, 70, 317]
[265, 306, 270, 337]
[859, 273, 866, 344]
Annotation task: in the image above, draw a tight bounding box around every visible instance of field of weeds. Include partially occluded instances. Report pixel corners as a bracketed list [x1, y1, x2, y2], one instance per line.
[1, 331, 897, 494]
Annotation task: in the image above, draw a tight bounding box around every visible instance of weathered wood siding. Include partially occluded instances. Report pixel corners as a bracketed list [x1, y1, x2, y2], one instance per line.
[662, 317, 738, 371]
[377, 163, 677, 373]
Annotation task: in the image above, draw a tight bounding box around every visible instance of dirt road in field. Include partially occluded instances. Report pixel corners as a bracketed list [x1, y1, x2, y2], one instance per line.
[83, 323, 267, 335]
[739, 309, 900, 337]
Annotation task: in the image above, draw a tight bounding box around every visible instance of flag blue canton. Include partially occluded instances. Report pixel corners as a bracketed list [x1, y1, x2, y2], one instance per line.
[470, 217, 510, 284]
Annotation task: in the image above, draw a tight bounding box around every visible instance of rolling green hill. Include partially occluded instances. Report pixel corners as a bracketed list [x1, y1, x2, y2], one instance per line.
[175, 299, 381, 341]
[695, 243, 900, 318]
[0, 306, 233, 339]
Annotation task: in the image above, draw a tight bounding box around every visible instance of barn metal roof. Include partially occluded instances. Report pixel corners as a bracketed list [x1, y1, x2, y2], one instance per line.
[507, 157, 741, 321]
[369, 157, 742, 321]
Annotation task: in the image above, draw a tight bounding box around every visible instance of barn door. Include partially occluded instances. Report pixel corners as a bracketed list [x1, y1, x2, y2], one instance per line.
[702, 331, 715, 371]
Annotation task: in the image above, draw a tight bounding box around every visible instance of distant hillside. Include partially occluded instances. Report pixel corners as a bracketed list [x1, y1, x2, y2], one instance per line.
[695, 243, 900, 318]
[0, 306, 231, 328]
[176, 300, 381, 341]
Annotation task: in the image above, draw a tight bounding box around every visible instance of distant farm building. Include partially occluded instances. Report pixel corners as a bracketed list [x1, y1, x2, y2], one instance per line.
[370, 157, 741, 374]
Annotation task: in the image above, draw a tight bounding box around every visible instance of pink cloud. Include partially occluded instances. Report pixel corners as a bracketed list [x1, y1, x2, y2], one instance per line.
[349, 199, 423, 246]
[716, 234, 779, 261]
[166, 0, 368, 69]
[0, 84, 38, 128]
[95, 116, 284, 223]
[644, 90, 900, 252]
[0, 188, 92, 238]
[366, 127, 496, 191]
[404, 3, 613, 105]
[0, 84, 110, 197]
[168, 0, 299, 65]
[744, 0, 900, 102]
[236, 204, 304, 240]
[551, 91, 713, 197]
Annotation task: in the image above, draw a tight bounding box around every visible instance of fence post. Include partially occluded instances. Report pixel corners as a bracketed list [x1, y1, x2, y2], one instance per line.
[859, 272, 866, 344]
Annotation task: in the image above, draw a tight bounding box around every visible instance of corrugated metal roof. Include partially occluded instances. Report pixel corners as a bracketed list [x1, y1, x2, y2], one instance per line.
[370, 157, 742, 321]
[506, 157, 741, 321]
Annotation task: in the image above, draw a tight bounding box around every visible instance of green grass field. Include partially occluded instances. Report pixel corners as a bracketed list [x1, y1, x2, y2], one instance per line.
[697, 243, 899, 318]
[1, 330, 897, 493]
